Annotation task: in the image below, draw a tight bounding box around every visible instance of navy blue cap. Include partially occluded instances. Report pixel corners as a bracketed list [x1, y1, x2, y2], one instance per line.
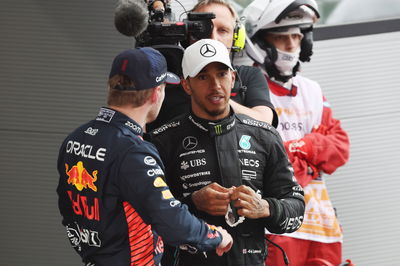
[109, 47, 180, 90]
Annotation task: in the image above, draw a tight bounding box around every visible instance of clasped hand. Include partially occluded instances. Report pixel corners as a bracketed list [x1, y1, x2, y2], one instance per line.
[192, 183, 270, 219]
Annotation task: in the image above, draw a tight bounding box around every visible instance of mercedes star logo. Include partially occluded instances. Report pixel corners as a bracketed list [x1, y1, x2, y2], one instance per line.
[182, 136, 198, 150]
[200, 44, 216, 57]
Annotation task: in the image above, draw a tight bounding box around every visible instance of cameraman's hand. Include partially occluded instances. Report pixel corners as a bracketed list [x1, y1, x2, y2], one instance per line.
[192, 183, 233, 216]
[215, 226, 233, 256]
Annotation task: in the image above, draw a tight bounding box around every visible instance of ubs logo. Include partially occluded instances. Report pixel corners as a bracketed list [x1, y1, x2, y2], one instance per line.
[200, 44, 216, 57]
[182, 136, 198, 150]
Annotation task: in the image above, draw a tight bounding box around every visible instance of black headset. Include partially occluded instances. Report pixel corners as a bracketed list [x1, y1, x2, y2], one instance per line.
[299, 26, 314, 62]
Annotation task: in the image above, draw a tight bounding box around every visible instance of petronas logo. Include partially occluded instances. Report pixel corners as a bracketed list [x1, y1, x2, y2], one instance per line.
[239, 135, 251, 149]
[214, 124, 222, 135]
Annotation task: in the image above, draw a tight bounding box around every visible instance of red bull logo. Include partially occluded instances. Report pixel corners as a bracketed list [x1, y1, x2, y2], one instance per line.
[65, 161, 98, 192]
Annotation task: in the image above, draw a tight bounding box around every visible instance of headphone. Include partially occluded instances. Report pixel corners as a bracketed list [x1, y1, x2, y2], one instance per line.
[299, 26, 314, 62]
[232, 20, 246, 52]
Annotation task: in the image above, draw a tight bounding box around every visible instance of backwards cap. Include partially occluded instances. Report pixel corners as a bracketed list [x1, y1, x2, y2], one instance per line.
[182, 39, 234, 79]
[109, 47, 180, 90]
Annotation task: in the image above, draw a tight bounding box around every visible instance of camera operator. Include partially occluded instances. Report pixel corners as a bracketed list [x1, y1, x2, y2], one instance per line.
[146, 0, 277, 131]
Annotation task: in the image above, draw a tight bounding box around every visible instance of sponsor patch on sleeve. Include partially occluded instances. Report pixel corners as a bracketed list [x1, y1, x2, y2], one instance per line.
[162, 190, 174, 199]
[154, 177, 167, 187]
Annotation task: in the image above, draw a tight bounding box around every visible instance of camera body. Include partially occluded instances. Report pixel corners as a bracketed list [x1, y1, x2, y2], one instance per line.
[135, 0, 215, 76]
[136, 0, 215, 47]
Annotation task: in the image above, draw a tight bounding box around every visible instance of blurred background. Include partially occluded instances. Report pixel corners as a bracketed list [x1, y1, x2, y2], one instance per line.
[0, 0, 399, 265]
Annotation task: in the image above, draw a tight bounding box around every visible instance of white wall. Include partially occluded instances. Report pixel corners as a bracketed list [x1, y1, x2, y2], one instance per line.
[301, 32, 400, 265]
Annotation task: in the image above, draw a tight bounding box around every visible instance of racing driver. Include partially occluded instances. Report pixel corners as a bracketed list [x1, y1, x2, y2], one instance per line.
[150, 39, 305, 266]
[56, 47, 233, 266]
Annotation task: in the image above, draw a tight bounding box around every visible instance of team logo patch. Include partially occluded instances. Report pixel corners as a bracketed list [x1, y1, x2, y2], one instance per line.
[182, 136, 198, 150]
[65, 161, 98, 192]
[200, 43, 217, 57]
[239, 135, 251, 150]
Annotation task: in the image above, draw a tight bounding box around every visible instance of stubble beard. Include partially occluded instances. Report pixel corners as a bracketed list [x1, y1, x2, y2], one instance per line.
[205, 107, 226, 118]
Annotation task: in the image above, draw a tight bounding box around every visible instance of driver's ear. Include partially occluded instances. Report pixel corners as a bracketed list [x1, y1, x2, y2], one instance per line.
[181, 79, 192, 96]
[231, 70, 236, 86]
[150, 86, 160, 103]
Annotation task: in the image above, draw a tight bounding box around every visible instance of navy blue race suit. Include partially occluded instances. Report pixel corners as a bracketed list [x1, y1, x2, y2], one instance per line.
[57, 107, 223, 266]
[150, 111, 305, 266]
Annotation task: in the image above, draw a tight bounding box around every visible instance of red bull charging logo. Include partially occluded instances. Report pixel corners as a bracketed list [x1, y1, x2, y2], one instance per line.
[65, 161, 98, 192]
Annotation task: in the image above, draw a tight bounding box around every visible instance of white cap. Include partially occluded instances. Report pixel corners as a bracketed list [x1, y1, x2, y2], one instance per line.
[182, 39, 234, 79]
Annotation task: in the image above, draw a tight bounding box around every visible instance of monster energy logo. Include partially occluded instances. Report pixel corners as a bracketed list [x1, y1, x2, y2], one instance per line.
[214, 124, 222, 135]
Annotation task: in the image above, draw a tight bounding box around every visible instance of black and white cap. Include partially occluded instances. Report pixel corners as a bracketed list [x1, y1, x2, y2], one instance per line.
[182, 39, 234, 79]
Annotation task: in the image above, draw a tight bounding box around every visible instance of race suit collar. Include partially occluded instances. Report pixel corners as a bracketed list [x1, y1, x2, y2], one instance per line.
[188, 108, 236, 137]
[96, 107, 143, 137]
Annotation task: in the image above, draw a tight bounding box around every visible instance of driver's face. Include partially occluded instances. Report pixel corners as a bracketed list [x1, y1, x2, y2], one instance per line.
[182, 62, 235, 121]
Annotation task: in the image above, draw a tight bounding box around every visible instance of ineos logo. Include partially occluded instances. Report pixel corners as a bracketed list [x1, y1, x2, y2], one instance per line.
[182, 136, 198, 150]
[200, 44, 216, 57]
